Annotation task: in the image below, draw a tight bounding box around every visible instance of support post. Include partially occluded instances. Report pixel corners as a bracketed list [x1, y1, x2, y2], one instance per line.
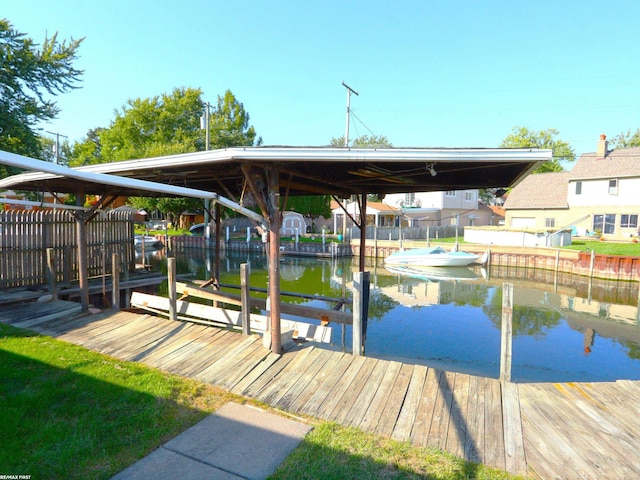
[46, 248, 58, 300]
[500, 282, 514, 382]
[352, 271, 370, 356]
[168, 257, 177, 321]
[268, 168, 282, 354]
[75, 190, 89, 312]
[240, 263, 251, 335]
[111, 253, 120, 309]
[359, 194, 367, 272]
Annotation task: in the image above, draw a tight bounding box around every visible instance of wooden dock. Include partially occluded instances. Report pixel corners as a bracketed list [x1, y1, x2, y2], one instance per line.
[1, 301, 639, 479]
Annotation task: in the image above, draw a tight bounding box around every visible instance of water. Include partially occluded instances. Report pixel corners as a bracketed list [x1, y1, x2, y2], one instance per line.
[140, 248, 640, 383]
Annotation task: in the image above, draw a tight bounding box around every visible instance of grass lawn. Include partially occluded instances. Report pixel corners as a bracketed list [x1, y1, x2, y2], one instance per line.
[561, 239, 640, 256]
[0, 322, 523, 480]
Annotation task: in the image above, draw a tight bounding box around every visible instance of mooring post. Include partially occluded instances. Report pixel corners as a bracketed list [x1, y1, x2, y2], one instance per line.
[240, 263, 251, 335]
[352, 271, 370, 356]
[168, 257, 177, 321]
[500, 282, 514, 382]
[112, 253, 120, 310]
[46, 248, 58, 301]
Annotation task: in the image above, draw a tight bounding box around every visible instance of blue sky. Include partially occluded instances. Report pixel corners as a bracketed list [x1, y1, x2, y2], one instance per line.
[4, 0, 639, 158]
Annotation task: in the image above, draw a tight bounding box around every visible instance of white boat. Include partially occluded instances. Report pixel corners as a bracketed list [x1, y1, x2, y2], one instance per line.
[134, 235, 163, 250]
[385, 264, 478, 281]
[384, 246, 479, 267]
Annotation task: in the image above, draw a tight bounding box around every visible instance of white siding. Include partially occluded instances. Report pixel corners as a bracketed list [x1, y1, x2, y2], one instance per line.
[511, 217, 536, 228]
[568, 177, 640, 207]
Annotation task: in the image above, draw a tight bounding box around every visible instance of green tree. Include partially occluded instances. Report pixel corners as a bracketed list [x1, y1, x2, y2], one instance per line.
[98, 87, 205, 161]
[209, 90, 261, 148]
[285, 195, 332, 221]
[610, 129, 640, 149]
[66, 128, 103, 166]
[330, 134, 392, 148]
[0, 19, 83, 177]
[500, 127, 575, 173]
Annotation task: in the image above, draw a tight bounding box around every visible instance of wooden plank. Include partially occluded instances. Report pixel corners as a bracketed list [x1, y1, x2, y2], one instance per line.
[154, 329, 231, 373]
[275, 349, 336, 411]
[193, 335, 262, 383]
[215, 342, 272, 391]
[314, 355, 368, 420]
[139, 324, 220, 367]
[374, 362, 414, 438]
[464, 374, 484, 464]
[131, 323, 209, 363]
[231, 351, 294, 396]
[445, 373, 470, 460]
[177, 331, 244, 377]
[286, 351, 346, 413]
[329, 357, 378, 424]
[254, 347, 322, 404]
[347, 360, 395, 429]
[392, 364, 427, 441]
[483, 377, 505, 470]
[238, 347, 305, 397]
[426, 370, 455, 450]
[299, 353, 355, 417]
[501, 381, 526, 475]
[410, 367, 441, 446]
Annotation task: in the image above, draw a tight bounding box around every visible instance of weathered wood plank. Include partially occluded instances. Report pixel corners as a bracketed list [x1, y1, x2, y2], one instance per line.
[501, 381, 526, 475]
[426, 370, 455, 450]
[329, 357, 379, 424]
[347, 360, 395, 429]
[445, 373, 470, 460]
[464, 374, 484, 464]
[483, 377, 505, 470]
[314, 355, 368, 420]
[298, 354, 355, 417]
[193, 335, 262, 383]
[239, 347, 307, 398]
[374, 362, 414, 438]
[231, 351, 294, 396]
[410, 367, 441, 446]
[286, 351, 346, 413]
[131, 323, 209, 363]
[391, 364, 427, 442]
[215, 342, 272, 391]
[275, 349, 336, 411]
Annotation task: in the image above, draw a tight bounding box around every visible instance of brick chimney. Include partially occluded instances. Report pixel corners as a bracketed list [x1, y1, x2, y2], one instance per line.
[597, 134, 608, 158]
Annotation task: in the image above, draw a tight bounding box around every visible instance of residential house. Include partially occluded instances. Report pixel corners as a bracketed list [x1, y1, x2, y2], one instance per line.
[383, 189, 486, 227]
[331, 200, 400, 234]
[504, 135, 640, 240]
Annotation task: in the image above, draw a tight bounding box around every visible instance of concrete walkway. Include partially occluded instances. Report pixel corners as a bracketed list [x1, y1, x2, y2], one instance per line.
[111, 402, 313, 480]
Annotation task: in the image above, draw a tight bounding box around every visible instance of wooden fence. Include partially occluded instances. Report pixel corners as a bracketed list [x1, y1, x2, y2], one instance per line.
[0, 210, 134, 289]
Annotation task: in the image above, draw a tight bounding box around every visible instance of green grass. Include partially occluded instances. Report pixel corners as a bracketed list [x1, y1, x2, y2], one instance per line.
[0, 322, 524, 480]
[561, 240, 640, 256]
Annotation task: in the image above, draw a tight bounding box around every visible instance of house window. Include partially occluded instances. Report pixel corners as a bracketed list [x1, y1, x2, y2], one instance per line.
[445, 191, 456, 197]
[608, 179, 618, 195]
[545, 218, 556, 228]
[593, 214, 616, 234]
[575, 181, 582, 195]
[621, 214, 638, 228]
[464, 191, 475, 201]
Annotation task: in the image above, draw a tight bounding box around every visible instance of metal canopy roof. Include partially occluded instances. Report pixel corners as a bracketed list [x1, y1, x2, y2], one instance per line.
[0, 146, 550, 199]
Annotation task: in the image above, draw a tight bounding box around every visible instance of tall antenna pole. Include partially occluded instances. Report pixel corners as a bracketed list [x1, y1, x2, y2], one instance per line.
[342, 81, 359, 147]
[46, 130, 68, 164]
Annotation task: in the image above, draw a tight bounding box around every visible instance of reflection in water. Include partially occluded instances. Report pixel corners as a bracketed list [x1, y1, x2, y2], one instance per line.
[143, 249, 640, 383]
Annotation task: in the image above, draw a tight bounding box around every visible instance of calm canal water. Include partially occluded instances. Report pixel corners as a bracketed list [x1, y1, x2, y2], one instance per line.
[141, 248, 640, 383]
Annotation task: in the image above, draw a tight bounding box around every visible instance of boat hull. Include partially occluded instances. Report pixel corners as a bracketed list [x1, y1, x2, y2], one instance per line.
[384, 246, 479, 267]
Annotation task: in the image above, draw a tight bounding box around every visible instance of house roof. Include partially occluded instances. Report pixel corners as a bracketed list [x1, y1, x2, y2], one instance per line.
[1, 146, 550, 199]
[486, 204, 505, 217]
[570, 147, 640, 180]
[503, 171, 570, 210]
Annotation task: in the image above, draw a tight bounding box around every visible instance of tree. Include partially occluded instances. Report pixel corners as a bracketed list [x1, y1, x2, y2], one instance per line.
[98, 87, 205, 161]
[330, 134, 392, 148]
[610, 129, 640, 149]
[285, 195, 332, 221]
[0, 19, 84, 177]
[210, 90, 261, 148]
[66, 128, 103, 166]
[500, 127, 575, 173]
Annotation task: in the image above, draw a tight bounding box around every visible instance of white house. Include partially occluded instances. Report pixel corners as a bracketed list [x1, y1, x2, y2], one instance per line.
[383, 189, 484, 227]
[504, 135, 640, 240]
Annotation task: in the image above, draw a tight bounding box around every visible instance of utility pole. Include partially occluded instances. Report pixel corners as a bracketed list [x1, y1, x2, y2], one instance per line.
[342, 81, 358, 147]
[200, 102, 212, 242]
[46, 131, 68, 164]
[200, 102, 211, 151]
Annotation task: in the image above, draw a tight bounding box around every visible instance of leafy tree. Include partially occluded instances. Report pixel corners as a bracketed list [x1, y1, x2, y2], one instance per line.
[285, 195, 332, 221]
[209, 90, 261, 148]
[500, 127, 575, 173]
[610, 129, 640, 149]
[66, 128, 103, 166]
[98, 87, 205, 161]
[0, 19, 83, 177]
[330, 134, 392, 148]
